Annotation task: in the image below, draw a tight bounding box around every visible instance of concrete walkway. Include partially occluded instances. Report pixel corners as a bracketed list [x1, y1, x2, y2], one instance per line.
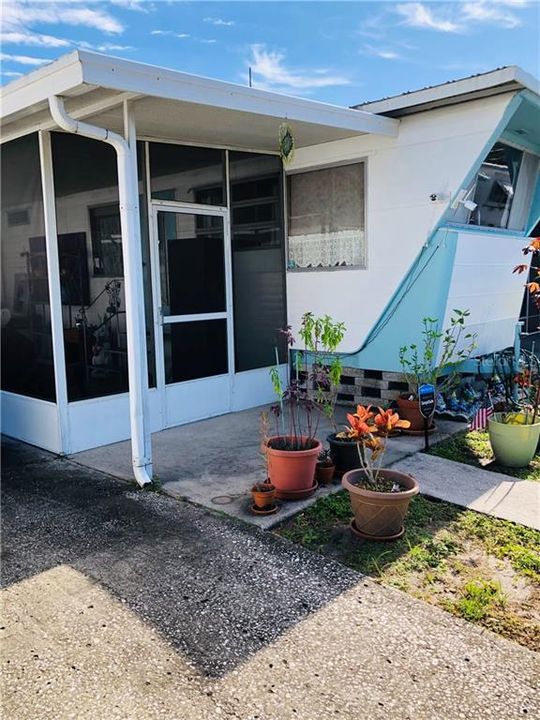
[2, 437, 539, 720]
[393, 453, 540, 530]
[71, 405, 467, 528]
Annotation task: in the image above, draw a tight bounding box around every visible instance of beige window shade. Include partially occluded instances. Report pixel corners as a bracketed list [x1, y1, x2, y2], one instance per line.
[288, 163, 366, 269]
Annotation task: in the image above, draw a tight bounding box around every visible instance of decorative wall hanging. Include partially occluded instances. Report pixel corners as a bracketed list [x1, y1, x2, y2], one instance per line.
[279, 122, 295, 166]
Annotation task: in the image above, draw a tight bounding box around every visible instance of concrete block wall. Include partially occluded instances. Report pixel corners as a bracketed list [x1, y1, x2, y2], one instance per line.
[335, 367, 410, 407]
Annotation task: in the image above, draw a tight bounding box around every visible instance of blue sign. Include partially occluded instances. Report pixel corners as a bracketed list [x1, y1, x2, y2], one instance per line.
[418, 383, 436, 419]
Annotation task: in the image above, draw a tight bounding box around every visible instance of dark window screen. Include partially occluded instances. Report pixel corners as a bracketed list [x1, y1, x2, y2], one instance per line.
[164, 320, 228, 383]
[1, 133, 56, 401]
[229, 152, 287, 371]
[149, 143, 225, 205]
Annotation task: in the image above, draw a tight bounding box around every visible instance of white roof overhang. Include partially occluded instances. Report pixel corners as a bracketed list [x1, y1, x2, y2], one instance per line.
[0, 50, 399, 149]
[354, 66, 539, 117]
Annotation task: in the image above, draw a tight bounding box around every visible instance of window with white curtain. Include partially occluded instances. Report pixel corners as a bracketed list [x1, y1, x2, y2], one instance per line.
[287, 162, 366, 270]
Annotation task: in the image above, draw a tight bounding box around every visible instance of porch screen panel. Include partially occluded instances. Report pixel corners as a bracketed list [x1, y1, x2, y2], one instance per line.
[229, 152, 287, 372]
[1, 134, 56, 401]
[51, 133, 156, 401]
[149, 143, 225, 205]
[288, 163, 366, 269]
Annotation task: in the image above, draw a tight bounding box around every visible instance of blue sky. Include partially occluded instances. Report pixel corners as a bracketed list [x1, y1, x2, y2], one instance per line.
[1, 1, 539, 105]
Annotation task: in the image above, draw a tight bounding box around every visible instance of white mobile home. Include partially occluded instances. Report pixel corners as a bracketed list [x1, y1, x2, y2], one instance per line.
[1, 52, 539, 484]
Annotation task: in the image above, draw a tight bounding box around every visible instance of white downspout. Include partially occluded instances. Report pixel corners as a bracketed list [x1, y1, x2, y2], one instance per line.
[49, 95, 153, 487]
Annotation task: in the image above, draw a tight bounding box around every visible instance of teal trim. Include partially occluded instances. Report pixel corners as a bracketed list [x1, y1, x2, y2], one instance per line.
[345, 228, 458, 372]
[445, 223, 526, 237]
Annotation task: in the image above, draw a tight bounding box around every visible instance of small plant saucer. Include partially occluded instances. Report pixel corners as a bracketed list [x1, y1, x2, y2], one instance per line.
[251, 503, 279, 516]
[349, 518, 404, 541]
[275, 480, 318, 501]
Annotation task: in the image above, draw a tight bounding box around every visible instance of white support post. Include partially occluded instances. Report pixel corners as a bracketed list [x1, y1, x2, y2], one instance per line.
[121, 101, 153, 475]
[38, 130, 71, 454]
[48, 95, 152, 486]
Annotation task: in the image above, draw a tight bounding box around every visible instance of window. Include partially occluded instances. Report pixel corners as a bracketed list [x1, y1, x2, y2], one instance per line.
[468, 143, 523, 229]
[90, 204, 123, 277]
[288, 162, 366, 270]
[452, 142, 538, 231]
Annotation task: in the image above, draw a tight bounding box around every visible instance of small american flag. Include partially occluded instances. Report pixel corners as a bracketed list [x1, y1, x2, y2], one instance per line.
[469, 398, 494, 431]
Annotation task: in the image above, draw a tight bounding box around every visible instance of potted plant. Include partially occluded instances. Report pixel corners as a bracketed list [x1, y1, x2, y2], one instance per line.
[488, 370, 540, 467]
[251, 412, 278, 514]
[492, 236, 540, 466]
[340, 406, 418, 540]
[267, 313, 345, 497]
[398, 309, 477, 432]
[315, 448, 335, 485]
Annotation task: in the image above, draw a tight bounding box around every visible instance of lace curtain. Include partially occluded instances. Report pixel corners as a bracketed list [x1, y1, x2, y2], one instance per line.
[288, 162, 366, 269]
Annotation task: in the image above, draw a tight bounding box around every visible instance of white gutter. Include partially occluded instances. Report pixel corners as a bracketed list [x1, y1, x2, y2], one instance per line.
[49, 95, 153, 487]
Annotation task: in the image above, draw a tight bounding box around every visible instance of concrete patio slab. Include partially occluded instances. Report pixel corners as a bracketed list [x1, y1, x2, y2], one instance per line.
[393, 452, 540, 530]
[70, 405, 467, 528]
[2, 438, 539, 720]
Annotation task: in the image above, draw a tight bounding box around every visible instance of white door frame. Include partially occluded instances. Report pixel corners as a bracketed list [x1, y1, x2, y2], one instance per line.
[149, 200, 235, 428]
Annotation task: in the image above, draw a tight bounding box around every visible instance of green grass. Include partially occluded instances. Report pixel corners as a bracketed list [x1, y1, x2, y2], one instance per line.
[450, 579, 506, 622]
[429, 430, 540, 482]
[277, 491, 540, 651]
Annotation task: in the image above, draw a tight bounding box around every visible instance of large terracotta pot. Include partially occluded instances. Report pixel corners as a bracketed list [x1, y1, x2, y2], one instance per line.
[342, 468, 419, 540]
[488, 413, 540, 468]
[396, 396, 434, 433]
[266, 436, 322, 492]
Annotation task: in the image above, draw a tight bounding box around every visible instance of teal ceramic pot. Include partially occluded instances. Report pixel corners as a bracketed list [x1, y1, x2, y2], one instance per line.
[487, 413, 540, 468]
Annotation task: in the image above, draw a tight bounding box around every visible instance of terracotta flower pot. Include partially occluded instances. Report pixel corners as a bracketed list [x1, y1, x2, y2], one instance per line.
[266, 436, 322, 492]
[315, 462, 335, 485]
[396, 396, 433, 433]
[251, 482, 276, 510]
[342, 468, 419, 540]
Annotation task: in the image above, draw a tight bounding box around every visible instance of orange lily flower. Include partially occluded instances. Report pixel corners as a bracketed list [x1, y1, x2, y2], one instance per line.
[353, 404, 374, 423]
[374, 408, 411, 435]
[346, 413, 371, 438]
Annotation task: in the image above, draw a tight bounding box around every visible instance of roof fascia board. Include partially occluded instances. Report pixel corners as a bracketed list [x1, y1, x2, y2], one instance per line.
[355, 66, 538, 116]
[1, 51, 84, 119]
[77, 51, 398, 137]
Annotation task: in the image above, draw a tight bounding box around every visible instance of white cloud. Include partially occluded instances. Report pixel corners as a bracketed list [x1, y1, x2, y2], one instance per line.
[78, 40, 134, 52]
[362, 44, 401, 60]
[0, 30, 70, 47]
[151, 30, 190, 38]
[2, 1, 125, 34]
[461, 1, 523, 28]
[247, 44, 349, 94]
[110, 0, 152, 11]
[204, 17, 234, 27]
[0, 52, 50, 66]
[200, 38, 217, 44]
[395, 1, 526, 33]
[1, 70, 23, 77]
[395, 3, 460, 32]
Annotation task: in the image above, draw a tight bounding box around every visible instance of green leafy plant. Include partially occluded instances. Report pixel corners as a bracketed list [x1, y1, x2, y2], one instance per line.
[398, 309, 477, 399]
[268, 312, 346, 450]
